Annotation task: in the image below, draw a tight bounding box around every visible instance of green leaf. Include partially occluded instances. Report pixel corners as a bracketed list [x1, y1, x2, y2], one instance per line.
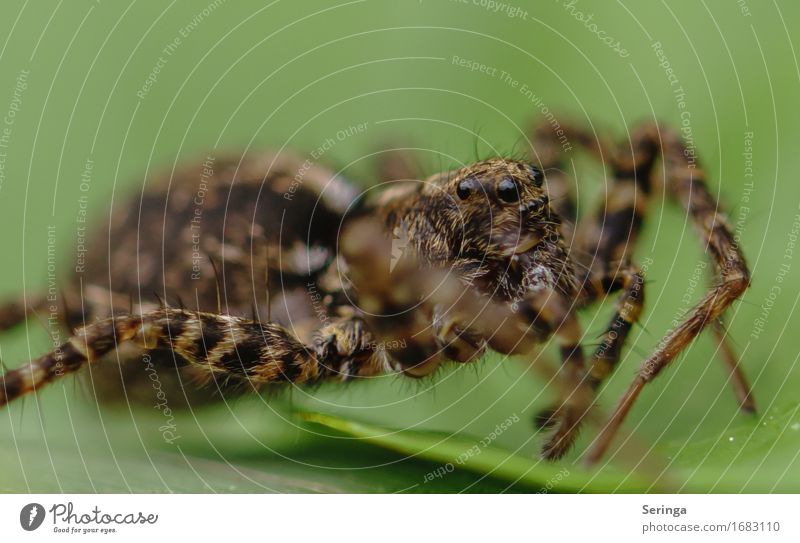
[0, 390, 514, 493]
[0, 437, 363, 493]
[659, 403, 800, 492]
[298, 401, 800, 493]
[299, 411, 658, 492]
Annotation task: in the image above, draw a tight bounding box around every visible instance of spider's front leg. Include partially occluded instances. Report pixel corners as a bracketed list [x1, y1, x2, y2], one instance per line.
[527, 263, 646, 461]
[512, 289, 594, 460]
[340, 215, 596, 459]
[338, 217, 530, 378]
[0, 305, 395, 407]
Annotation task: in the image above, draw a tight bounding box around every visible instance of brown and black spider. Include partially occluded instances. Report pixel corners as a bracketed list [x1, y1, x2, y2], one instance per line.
[0, 119, 752, 465]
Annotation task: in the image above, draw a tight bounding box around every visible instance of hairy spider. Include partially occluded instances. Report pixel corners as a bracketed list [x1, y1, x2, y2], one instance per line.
[0, 120, 752, 465]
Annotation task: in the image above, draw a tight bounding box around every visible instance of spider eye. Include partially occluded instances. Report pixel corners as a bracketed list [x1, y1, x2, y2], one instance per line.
[527, 165, 544, 187]
[457, 177, 480, 200]
[496, 177, 519, 203]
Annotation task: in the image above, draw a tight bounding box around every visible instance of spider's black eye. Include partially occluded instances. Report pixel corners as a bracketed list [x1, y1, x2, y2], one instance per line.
[496, 177, 519, 203]
[527, 165, 544, 187]
[457, 177, 480, 200]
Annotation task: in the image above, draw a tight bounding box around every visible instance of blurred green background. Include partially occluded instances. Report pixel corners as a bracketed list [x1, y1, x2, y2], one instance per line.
[1, 0, 799, 493]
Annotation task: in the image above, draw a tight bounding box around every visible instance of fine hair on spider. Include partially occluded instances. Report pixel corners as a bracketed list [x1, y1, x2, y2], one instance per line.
[0, 118, 752, 466]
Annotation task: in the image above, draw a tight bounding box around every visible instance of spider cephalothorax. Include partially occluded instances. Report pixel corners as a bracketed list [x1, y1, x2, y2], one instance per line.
[0, 120, 752, 465]
[374, 159, 578, 304]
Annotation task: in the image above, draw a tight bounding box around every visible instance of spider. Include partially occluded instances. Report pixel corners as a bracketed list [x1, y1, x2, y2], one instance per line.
[0, 120, 752, 465]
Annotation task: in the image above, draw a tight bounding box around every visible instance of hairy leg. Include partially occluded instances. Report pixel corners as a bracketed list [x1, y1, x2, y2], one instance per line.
[0, 215, 516, 407]
[584, 124, 751, 465]
[528, 119, 651, 455]
[516, 290, 591, 460]
[530, 119, 613, 244]
[573, 122, 751, 413]
[711, 319, 755, 412]
[0, 307, 393, 407]
[532, 265, 645, 451]
[583, 266, 646, 389]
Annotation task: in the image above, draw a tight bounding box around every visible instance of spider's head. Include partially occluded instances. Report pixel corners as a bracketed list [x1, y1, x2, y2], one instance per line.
[437, 158, 554, 262]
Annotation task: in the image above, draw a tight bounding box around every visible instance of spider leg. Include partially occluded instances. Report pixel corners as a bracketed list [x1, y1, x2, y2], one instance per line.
[529, 120, 651, 454]
[533, 117, 653, 374]
[569, 126, 654, 391]
[584, 124, 751, 465]
[339, 216, 528, 377]
[530, 118, 612, 169]
[596, 124, 752, 409]
[511, 289, 591, 460]
[584, 265, 646, 389]
[513, 265, 645, 459]
[530, 119, 613, 243]
[711, 318, 755, 412]
[337, 217, 605, 459]
[0, 306, 392, 406]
